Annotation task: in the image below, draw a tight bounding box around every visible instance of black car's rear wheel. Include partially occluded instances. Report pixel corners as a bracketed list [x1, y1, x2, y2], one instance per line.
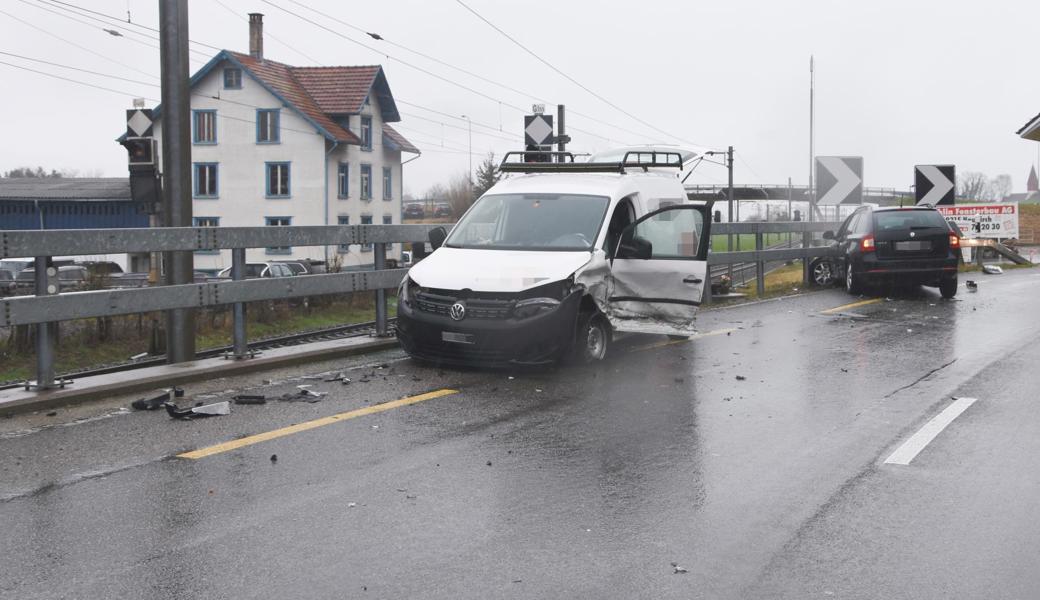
[845, 262, 862, 295]
[940, 275, 958, 299]
[811, 259, 836, 287]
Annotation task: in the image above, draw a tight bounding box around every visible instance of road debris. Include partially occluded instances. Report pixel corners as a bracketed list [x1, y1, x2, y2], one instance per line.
[735, 375, 747, 381]
[233, 394, 267, 405]
[486, 460, 493, 466]
[966, 280, 978, 291]
[324, 373, 349, 382]
[277, 386, 327, 403]
[270, 454, 278, 463]
[347, 502, 357, 508]
[45, 411, 57, 417]
[671, 562, 688, 574]
[131, 387, 184, 411]
[982, 264, 1003, 275]
[165, 400, 230, 419]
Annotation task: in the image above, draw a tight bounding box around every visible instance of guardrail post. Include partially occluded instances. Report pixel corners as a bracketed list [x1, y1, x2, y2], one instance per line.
[374, 243, 388, 337]
[28, 256, 65, 391]
[230, 247, 250, 359]
[802, 228, 812, 286]
[755, 228, 766, 297]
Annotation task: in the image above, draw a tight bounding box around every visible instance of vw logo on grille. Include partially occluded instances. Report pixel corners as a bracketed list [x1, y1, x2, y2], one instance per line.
[449, 302, 466, 321]
[910, 231, 916, 238]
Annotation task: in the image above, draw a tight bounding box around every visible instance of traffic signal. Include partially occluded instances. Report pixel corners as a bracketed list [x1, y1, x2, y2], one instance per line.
[123, 137, 156, 167]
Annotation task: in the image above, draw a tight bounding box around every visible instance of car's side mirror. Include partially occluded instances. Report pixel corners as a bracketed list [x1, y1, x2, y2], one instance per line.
[822, 230, 835, 240]
[617, 235, 652, 260]
[429, 226, 447, 251]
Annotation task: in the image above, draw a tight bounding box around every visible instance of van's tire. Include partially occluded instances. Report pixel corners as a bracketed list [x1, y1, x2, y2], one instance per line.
[570, 311, 610, 364]
[939, 275, 958, 299]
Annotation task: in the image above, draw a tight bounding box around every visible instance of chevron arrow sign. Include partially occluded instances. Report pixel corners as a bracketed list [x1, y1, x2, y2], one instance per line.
[815, 156, 863, 205]
[914, 165, 955, 206]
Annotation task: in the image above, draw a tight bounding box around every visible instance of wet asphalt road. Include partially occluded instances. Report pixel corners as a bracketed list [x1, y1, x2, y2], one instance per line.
[2, 270, 1039, 599]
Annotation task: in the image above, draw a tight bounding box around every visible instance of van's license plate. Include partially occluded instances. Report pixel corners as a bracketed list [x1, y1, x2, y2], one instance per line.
[895, 241, 931, 251]
[442, 332, 475, 344]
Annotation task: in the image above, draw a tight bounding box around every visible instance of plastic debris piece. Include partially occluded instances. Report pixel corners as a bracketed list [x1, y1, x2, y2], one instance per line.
[270, 454, 278, 463]
[347, 502, 357, 508]
[982, 264, 1003, 275]
[671, 563, 688, 574]
[233, 394, 267, 405]
[486, 460, 492, 466]
[296, 385, 327, 398]
[325, 373, 348, 382]
[164, 401, 230, 419]
[966, 280, 978, 291]
[46, 411, 58, 417]
[735, 375, 747, 381]
[132, 389, 175, 411]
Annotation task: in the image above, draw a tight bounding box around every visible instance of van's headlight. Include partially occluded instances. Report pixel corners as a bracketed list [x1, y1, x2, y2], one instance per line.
[399, 276, 415, 308]
[512, 297, 561, 319]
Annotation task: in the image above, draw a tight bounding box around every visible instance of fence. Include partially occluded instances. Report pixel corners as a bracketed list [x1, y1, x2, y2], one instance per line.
[1, 224, 438, 391]
[2, 220, 841, 392]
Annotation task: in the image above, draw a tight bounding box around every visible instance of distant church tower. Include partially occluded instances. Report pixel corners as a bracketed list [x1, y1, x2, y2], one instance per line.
[1029, 165, 1039, 192]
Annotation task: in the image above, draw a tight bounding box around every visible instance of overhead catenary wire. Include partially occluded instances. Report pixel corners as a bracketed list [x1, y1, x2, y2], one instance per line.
[39, 0, 224, 52]
[0, 50, 157, 86]
[454, 0, 706, 149]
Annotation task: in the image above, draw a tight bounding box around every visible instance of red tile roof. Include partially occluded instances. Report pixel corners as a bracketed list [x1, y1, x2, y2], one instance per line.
[229, 52, 360, 144]
[382, 124, 420, 154]
[290, 65, 381, 115]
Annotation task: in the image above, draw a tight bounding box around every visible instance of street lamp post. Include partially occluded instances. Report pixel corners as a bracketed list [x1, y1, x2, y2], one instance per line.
[460, 114, 473, 187]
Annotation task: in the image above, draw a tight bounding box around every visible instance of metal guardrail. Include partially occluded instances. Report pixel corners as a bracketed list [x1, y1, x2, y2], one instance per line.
[2, 221, 842, 392]
[707, 221, 841, 298]
[1, 224, 438, 391]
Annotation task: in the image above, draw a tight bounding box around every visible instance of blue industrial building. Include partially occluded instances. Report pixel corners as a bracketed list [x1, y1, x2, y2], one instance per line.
[0, 178, 149, 230]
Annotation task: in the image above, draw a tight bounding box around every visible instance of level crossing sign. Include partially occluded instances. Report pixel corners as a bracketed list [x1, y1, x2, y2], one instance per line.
[126, 109, 154, 138]
[814, 156, 863, 205]
[914, 165, 956, 206]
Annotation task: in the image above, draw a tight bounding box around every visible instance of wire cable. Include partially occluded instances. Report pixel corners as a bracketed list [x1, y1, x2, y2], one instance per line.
[0, 50, 158, 86]
[455, 0, 705, 148]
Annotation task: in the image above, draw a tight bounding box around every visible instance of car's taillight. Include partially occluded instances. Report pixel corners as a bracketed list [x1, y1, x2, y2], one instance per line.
[860, 234, 875, 252]
[949, 234, 960, 248]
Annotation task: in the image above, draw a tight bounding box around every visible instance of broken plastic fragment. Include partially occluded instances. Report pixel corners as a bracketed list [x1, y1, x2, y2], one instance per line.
[164, 400, 230, 419]
[671, 563, 688, 574]
[982, 264, 1003, 275]
[233, 394, 267, 405]
[735, 375, 747, 381]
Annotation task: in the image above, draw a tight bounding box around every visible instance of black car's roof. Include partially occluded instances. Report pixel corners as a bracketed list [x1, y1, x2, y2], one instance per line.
[865, 205, 939, 213]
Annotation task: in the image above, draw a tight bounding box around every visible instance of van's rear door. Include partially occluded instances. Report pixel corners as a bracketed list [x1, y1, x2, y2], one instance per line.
[607, 205, 711, 335]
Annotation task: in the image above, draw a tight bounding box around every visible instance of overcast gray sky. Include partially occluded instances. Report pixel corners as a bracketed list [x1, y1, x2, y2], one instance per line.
[1, 0, 1038, 196]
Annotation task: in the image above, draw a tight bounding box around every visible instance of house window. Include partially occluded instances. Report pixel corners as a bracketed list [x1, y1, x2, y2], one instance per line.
[337, 215, 350, 253]
[337, 163, 349, 198]
[361, 215, 373, 251]
[223, 68, 242, 89]
[382, 215, 392, 225]
[382, 167, 392, 200]
[266, 162, 291, 198]
[265, 216, 292, 254]
[192, 110, 216, 144]
[360, 116, 372, 151]
[360, 164, 372, 200]
[257, 109, 280, 143]
[193, 163, 218, 198]
[193, 217, 220, 254]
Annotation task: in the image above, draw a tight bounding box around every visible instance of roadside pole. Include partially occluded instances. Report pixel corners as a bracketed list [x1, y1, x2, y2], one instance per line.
[557, 104, 567, 158]
[727, 146, 735, 282]
[159, 0, 195, 362]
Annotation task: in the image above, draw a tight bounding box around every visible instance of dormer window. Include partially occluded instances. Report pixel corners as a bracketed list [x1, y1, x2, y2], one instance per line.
[223, 68, 242, 89]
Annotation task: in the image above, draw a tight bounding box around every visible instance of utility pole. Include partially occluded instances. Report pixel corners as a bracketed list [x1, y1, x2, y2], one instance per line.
[557, 104, 567, 159]
[460, 114, 472, 188]
[159, 0, 194, 362]
[727, 146, 735, 282]
[805, 55, 816, 286]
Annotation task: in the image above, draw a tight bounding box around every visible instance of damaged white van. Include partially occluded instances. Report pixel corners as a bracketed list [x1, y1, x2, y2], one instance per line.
[396, 149, 714, 366]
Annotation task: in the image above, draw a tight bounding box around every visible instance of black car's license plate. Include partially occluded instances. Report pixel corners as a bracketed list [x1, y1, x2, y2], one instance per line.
[895, 241, 931, 251]
[442, 331, 475, 344]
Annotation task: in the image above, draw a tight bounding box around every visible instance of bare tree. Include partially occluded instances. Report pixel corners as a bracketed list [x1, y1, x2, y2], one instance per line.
[958, 171, 991, 201]
[444, 172, 476, 217]
[992, 174, 1012, 201]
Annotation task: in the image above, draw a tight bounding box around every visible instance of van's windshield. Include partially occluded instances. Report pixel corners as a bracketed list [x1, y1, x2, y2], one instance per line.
[445, 193, 609, 251]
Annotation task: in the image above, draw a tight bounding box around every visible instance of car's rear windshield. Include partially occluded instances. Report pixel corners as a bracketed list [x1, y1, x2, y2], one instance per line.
[874, 210, 947, 231]
[445, 193, 610, 251]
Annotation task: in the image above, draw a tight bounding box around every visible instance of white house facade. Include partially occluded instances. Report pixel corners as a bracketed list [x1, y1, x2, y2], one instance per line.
[146, 14, 419, 272]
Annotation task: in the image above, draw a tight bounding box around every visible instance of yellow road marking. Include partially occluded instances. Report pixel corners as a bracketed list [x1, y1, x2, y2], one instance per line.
[628, 327, 738, 352]
[820, 298, 882, 315]
[178, 388, 459, 460]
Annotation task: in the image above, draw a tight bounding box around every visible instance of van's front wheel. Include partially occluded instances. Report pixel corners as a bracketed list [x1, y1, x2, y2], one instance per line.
[571, 311, 610, 364]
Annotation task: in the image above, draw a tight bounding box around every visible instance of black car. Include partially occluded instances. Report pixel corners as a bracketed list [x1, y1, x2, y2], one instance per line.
[403, 203, 425, 219]
[820, 205, 960, 298]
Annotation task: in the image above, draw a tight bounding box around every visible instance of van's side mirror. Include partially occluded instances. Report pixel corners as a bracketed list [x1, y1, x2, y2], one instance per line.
[617, 236, 652, 260]
[822, 230, 835, 240]
[713, 210, 722, 223]
[429, 226, 447, 251]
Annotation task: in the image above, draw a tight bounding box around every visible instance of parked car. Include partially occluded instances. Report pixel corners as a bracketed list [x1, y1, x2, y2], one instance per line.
[13, 266, 90, 292]
[404, 203, 425, 219]
[815, 205, 960, 298]
[277, 261, 309, 276]
[0, 269, 14, 295]
[396, 147, 711, 367]
[216, 262, 295, 279]
[433, 203, 452, 218]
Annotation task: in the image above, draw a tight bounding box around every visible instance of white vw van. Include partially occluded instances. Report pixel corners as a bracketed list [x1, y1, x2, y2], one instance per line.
[396, 149, 713, 366]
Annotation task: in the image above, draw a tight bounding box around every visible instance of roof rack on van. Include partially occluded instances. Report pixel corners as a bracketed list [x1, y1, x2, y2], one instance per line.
[499, 150, 684, 174]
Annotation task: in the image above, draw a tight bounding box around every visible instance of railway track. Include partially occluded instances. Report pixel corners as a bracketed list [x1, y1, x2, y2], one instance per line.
[0, 319, 394, 391]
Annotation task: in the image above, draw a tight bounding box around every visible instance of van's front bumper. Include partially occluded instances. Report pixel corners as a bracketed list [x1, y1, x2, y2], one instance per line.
[396, 291, 582, 367]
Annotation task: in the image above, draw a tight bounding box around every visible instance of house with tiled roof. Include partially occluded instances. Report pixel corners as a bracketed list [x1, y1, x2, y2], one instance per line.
[142, 13, 419, 271]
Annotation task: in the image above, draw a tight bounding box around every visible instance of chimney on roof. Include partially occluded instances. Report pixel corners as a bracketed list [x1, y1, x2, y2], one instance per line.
[249, 13, 264, 60]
